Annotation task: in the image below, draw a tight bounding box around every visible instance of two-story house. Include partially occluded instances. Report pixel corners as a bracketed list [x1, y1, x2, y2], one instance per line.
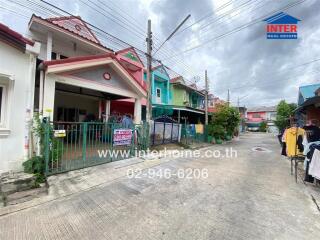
[110, 47, 147, 118]
[246, 106, 276, 131]
[169, 76, 205, 123]
[151, 65, 170, 105]
[0, 23, 40, 173]
[28, 15, 146, 123]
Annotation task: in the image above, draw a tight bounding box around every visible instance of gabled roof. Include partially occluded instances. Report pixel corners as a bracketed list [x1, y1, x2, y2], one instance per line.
[116, 47, 144, 67]
[247, 106, 276, 113]
[29, 15, 113, 52]
[42, 53, 147, 92]
[152, 64, 170, 79]
[263, 12, 301, 24]
[171, 78, 204, 95]
[46, 15, 100, 44]
[0, 22, 34, 51]
[170, 76, 184, 83]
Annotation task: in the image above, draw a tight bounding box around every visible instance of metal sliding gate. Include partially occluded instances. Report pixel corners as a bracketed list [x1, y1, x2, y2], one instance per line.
[150, 121, 180, 145]
[180, 124, 207, 145]
[43, 122, 149, 175]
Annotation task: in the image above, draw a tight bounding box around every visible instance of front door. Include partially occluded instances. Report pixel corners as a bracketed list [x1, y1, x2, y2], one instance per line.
[156, 88, 161, 104]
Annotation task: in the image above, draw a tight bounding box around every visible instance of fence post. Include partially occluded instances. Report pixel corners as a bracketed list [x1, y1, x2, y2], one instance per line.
[82, 122, 87, 167]
[152, 121, 155, 145]
[130, 124, 135, 157]
[171, 123, 173, 142]
[110, 124, 114, 161]
[204, 124, 208, 143]
[184, 123, 187, 145]
[162, 122, 166, 144]
[44, 122, 50, 176]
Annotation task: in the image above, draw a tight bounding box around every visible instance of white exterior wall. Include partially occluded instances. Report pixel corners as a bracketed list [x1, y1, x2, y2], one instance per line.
[28, 31, 102, 61]
[0, 43, 37, 174]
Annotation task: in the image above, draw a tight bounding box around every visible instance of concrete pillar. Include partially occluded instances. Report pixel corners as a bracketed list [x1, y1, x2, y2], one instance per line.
[39, 70, 44, 113]
[134, 98, 142, 124]
[46, 32, 53, 61]
[105, 99, 111, 122]
[42, 75, 55, 121]
[167, 81, 170, 104]
[98, 100, 102, 120]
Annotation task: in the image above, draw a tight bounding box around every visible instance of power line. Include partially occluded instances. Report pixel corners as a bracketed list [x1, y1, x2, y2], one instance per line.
[165, 0, 236, 37]
[16, 0, 205, 88]
[226, 57, 320, 91]
[162, 0, 308, 60]
[185, 0, 268, 46]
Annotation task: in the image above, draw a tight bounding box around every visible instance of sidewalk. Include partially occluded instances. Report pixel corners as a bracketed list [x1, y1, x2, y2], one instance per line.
[0, 150, 179, 216]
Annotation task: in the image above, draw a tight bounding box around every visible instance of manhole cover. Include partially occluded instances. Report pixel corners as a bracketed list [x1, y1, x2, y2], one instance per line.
[251, 146, 271, 152]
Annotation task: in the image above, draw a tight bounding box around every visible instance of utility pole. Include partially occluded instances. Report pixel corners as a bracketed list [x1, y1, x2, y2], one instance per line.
[146, 19, 152, 123]
[227, 89, 230, 107]
[237, 96, 240, 111]
[205, 70, 208, 125]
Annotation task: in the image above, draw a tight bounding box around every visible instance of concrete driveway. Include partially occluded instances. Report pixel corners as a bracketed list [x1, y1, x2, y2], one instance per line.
[0, 133, 319, 239]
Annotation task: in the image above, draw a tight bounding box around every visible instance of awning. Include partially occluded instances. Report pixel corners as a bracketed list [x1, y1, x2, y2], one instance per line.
[295, 96, 320, 112]
[172, 107, 205, 114]
[152, 104, 205, 114]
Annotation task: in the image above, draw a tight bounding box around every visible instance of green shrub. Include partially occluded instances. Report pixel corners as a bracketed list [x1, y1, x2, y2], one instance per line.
[208, 124, 225, 140]
[22, 156, 45, 183]
[259, 121, 267, 132]
[208, 104, 240, 140]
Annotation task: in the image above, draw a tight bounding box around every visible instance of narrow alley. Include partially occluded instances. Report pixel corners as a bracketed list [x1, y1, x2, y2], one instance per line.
[0, 133, 319, 240]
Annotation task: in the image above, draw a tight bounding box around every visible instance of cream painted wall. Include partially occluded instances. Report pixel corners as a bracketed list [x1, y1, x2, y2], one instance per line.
[28, 30, 104, 61]
[0, 42, 37, 174]
[54, 91, 99, 121]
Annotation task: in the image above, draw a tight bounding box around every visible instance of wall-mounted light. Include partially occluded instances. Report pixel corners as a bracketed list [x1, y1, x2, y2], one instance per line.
[103, 72, 111, 80]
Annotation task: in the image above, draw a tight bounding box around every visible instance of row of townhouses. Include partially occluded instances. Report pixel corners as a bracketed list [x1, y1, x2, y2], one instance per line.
[0, 15, 221, 173]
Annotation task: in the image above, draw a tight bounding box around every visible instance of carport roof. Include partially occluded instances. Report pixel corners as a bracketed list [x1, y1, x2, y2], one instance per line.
[42, 53, 147, 92]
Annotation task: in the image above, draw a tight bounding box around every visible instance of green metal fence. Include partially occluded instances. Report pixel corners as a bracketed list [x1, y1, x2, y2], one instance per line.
[43, 122, 149, 175]
[180, 124, 208, 145]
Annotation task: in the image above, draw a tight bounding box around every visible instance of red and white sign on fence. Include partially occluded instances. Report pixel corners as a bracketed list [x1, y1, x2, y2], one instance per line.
[113, 129, 133, 146]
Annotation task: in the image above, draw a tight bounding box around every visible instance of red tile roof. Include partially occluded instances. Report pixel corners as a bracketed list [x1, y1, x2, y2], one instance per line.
[43, 53, 113, 66]
[116, 47, 145, 67]
[46, 15, 100, 44]
[0, 22, 34, 47]
[30, 15, 113, 52]
[170, 76, 182, 83]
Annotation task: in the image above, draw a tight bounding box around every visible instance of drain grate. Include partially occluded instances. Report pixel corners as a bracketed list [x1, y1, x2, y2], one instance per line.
[251, 146, 271, 152]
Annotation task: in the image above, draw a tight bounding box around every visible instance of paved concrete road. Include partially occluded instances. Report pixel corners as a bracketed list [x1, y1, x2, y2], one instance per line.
[1, 133, 319, 240]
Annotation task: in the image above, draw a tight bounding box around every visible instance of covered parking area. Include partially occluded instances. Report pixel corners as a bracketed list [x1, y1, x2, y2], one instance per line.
[38, 54, 147, 174]
[39, 54, 146, 123]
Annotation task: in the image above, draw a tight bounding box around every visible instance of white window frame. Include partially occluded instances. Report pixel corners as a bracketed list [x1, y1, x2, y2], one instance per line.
[0, 73, 13, 136]
[183, 91, 187, 102]
[0, 84, 7, 127]
[156, 88, 161, 103]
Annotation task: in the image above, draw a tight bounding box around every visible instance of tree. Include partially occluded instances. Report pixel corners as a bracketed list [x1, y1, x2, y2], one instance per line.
[208, 104, 241, 139]
[274, 100, 297, 133]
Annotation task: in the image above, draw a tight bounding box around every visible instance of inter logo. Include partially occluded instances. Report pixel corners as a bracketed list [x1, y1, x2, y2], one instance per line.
[263, 12, 301, 39]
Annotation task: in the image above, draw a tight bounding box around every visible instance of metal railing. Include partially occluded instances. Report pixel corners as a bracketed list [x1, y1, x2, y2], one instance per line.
[43, 122, 149, 175]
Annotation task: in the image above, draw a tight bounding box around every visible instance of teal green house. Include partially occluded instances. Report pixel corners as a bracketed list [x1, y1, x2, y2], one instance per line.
[150, 65, 171, 105]
[170, 76, 205, 123]
[144, 67, 205, 123]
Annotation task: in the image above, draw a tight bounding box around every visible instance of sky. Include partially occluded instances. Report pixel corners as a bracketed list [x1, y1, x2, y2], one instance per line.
[0, 0, 319, 108]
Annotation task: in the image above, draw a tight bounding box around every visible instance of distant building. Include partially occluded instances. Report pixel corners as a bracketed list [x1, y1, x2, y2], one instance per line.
[296, 83, 320, 125]
[246, 106, 277, 131]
